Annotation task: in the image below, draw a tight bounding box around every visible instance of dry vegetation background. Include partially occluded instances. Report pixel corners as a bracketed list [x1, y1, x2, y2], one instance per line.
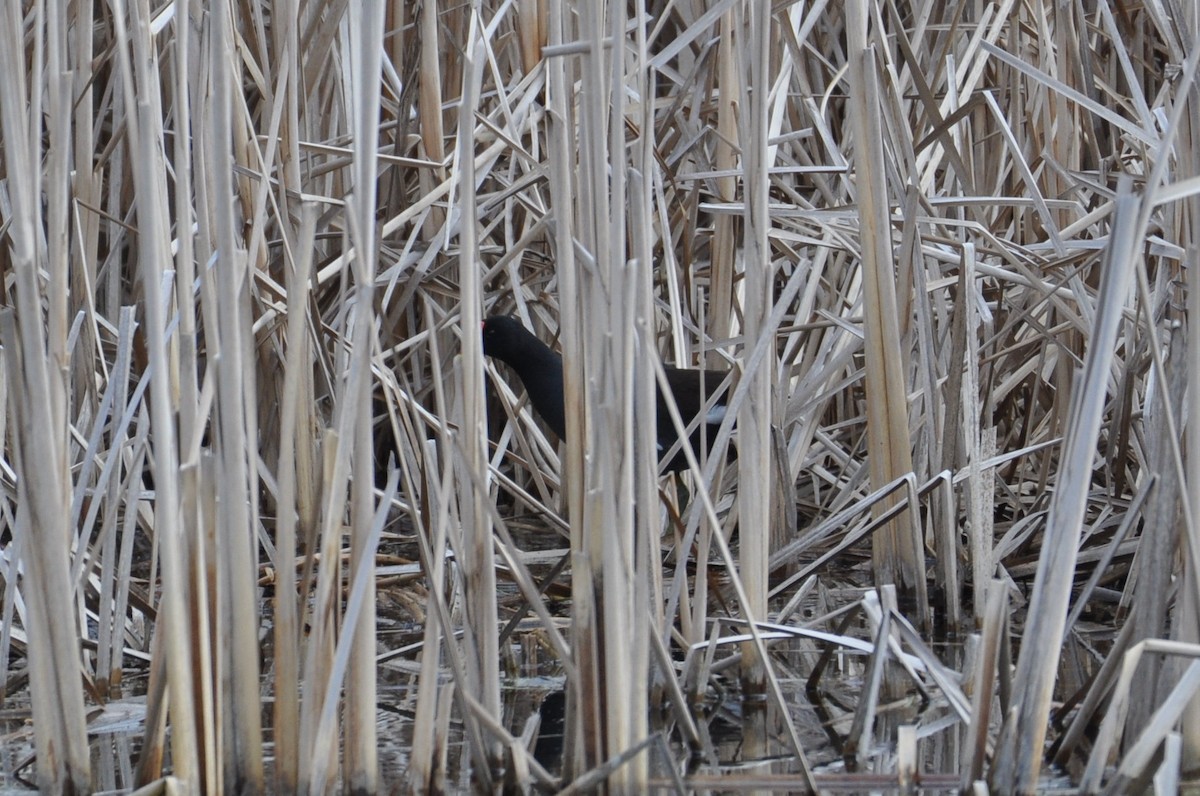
[1, 0, 1199, 793]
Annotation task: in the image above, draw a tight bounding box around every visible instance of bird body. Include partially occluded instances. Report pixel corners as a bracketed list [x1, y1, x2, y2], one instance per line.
[481, 317, 568, 442]
[482, 315, 731, 471]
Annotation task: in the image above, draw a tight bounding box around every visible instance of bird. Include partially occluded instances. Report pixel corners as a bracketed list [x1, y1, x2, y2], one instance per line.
[481, 315, 732, 472]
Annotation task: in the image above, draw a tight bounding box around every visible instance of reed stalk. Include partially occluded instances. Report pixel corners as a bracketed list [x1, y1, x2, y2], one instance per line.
[453, 9, 503, 779]
[737, 0, 774, 704]
[846, 0, 922, 600]
[344, 3, 387, 790]
[271, 206, 316, 792]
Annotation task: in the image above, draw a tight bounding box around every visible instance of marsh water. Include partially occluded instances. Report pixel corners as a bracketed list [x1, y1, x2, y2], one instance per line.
[0, 519, 1097, 793]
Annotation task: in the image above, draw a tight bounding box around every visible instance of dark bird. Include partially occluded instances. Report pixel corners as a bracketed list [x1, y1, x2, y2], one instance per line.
[481, 315, 732, 472]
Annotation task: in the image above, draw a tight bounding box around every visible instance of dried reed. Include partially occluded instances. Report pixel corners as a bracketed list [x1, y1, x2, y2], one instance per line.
[1, 0, 1198, 792]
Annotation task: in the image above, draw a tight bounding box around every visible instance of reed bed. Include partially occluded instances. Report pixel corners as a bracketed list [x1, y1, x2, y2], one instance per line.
[0, 0, 1197, 792]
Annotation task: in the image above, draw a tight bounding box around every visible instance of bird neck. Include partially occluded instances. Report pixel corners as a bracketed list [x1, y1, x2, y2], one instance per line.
[508, 341, 566, 439]
[510, 343, 563, 391]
